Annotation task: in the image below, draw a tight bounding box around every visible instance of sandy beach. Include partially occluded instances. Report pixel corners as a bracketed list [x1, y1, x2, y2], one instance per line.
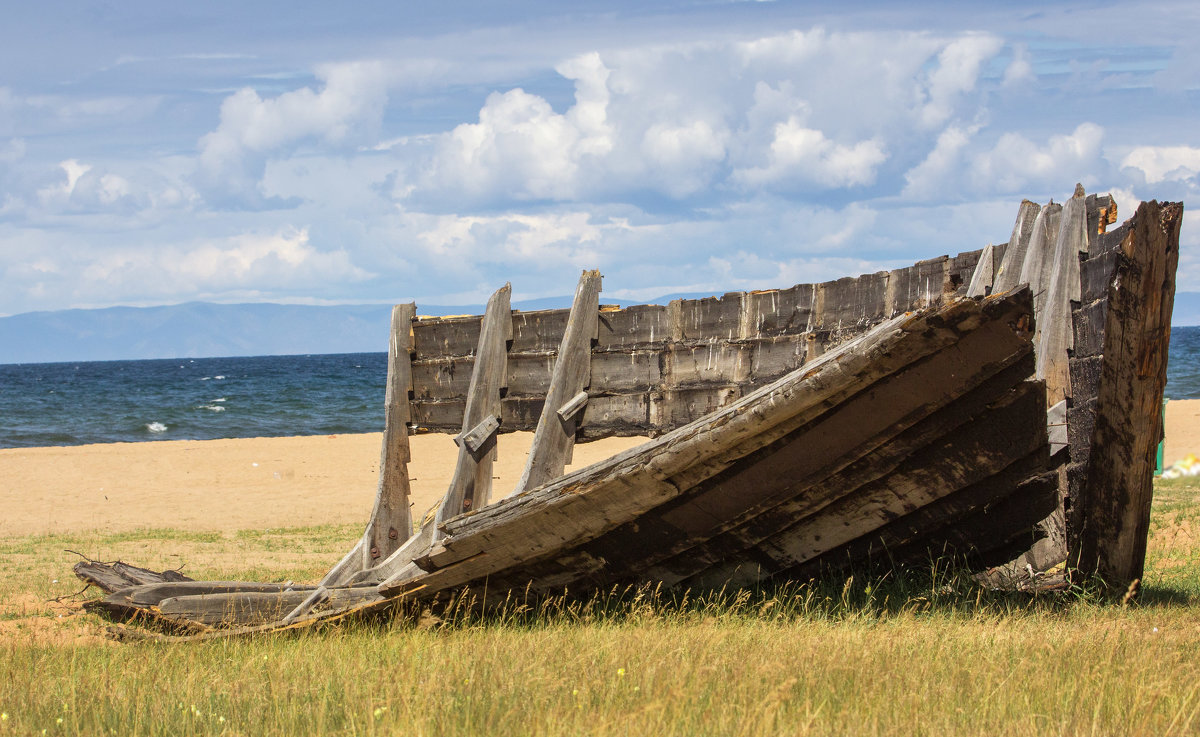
[2, 399, 1198, 537]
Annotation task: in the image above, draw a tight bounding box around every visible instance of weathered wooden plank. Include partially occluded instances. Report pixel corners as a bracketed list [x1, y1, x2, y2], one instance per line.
[412, 315, 481, 359]
[510, 309, 569, 353]
[789, 463, 1059, 581]
[664, 342, 752, 388]
[1017, 201, 1063, 320]
[510, 270, 602, 497]
[993, 199, 1041, 294]
[817, 273, 889, 329]
[73, 560, 193, 594]
[1072, 201, 1183, 588]
[157, 588, 382, 628]
[435, 284, 512, 528]
[456, 414, 500, 455]
[661, 386, 743, 427]
[966, 243, 998, 298]
[589, 349, 662, 393]
[749, 335, 806, 383]
[596, 304, 670, 347]
[322, 303, 417, 587]
[576, 392, 653, 439]
[410, 356, 474, 400]
[750, 379, 1047, 574]
[506, 352, 556, 397]
[1072, 300, 1108, 359]
[599, 335, 1039, 587]
[557, 390, 589, 421]
[745, 284, 817, 337]
[1037, 192, 1088, 405]
[670, 293, 747, 341]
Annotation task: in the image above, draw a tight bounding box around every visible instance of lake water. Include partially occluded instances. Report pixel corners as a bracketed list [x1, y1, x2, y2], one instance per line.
[2, 326, 1199, 449]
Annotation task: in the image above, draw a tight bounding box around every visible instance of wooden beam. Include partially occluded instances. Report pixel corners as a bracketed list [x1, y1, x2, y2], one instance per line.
[509, 270, 601, 497]
[320, 303, 416, 587]
[993, 199, 1041, 294]
[1037, 192, 1088, 405]
[455, 414, 500, 455]
[966, 242, 997, 298]
[557, 390, 589, 421]
[435, 284, 512, 528]
[1072, 200, 1183, 589]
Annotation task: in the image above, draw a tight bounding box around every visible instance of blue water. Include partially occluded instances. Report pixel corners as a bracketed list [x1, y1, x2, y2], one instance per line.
[2, 328, 1199, 449]
[0, 353, 387, 448]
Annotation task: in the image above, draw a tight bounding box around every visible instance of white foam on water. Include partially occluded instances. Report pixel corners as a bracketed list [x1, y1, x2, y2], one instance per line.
[214, 375, 226, 380]
[146, 422, 168, 433]
[212, 397, 227, 402]
[199, 376, 211, 381]
[199, 404, 225, 412]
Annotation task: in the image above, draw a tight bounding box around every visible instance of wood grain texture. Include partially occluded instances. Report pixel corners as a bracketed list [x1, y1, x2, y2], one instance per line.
[321, 303, 416, 587]
[1072, 200, 1183, 587]
[435, 285, 512, 530]
[993, 199, 1041, 294]
[510, 270, 601, 497]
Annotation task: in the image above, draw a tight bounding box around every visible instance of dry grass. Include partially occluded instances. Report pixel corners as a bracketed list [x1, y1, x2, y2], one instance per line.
[1, 483, 1198, 736]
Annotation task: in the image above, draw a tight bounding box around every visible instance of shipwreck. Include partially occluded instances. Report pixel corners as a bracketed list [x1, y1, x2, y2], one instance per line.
[75, 187, 1184, 638]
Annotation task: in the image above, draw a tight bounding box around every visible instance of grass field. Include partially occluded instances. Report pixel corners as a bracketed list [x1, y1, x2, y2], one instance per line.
[2, 480, 1198, 736]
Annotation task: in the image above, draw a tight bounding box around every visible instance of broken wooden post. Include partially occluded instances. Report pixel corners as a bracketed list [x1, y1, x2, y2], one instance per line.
[320, 303, 416, 587]
[1036, 187, 1088, 406]
[966, 242, 997, 298]
[509, 270, 601, 497]
[992, 199, 1041, 293]
[1018, 201, 1064, 331]
[1071, 200, 1182, 589]
[435, 284, 512, 529]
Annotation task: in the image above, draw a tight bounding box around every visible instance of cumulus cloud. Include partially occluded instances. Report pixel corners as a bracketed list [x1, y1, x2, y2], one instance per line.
[733, 119, 887, 189]
[904, 122, 1106, 199]
[918, 34, 1005, 128]
[972, 122, 1105, 191]
[1120, 145, 1200, 184]
[82, 228, 370, 299]
[196, 61, 389, 202]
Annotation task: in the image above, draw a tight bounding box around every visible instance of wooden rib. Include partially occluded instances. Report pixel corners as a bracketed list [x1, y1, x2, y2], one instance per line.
[509, 269, 602, 498]
[321, 303, 416, 587]
[992, 200, 1041, 294]
[1036, 191, 1088, 405]
[1017, 201, 1063, 333]
[435, 284, 512, 528]
[965, 242, 997, 297]
[1073, 200, 1182, 587]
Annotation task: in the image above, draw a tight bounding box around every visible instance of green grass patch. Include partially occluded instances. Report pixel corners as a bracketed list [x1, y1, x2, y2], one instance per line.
[1, 484, 1197, 736]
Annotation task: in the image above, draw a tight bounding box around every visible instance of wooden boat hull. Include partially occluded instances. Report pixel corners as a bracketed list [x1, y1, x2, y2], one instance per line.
[74, 194, 1184, 639]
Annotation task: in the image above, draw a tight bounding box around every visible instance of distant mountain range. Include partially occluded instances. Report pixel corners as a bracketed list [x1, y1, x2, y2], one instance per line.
[4, 291, 1199, 364]
[0, 293, 714, 364]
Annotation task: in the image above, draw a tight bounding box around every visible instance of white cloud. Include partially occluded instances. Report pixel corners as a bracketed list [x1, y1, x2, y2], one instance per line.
[919, 34, 1005, 128]
[419, 53, 614, 203]
[1003, 44, 1034, 87]
[37, 159, 92, 204]
[970, 123, 1105, 192]
[1120, 145, 1200, 184]
[733, 119, 886, 189]
[902, 125, 975, 199]
[196, 61, 389, 199]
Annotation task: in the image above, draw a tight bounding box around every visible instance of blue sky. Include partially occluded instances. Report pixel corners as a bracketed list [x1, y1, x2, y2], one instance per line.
[1, 1, 1198, 316]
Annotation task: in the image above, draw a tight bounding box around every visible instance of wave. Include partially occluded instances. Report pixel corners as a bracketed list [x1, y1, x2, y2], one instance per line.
[145, 422, 168, 433]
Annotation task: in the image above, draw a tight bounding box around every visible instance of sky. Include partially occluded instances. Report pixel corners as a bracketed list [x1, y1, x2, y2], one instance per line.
[1, 1, 1198, 317]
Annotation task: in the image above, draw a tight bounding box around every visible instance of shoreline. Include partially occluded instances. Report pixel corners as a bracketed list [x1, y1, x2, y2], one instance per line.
[3, 398, 1199, 538]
